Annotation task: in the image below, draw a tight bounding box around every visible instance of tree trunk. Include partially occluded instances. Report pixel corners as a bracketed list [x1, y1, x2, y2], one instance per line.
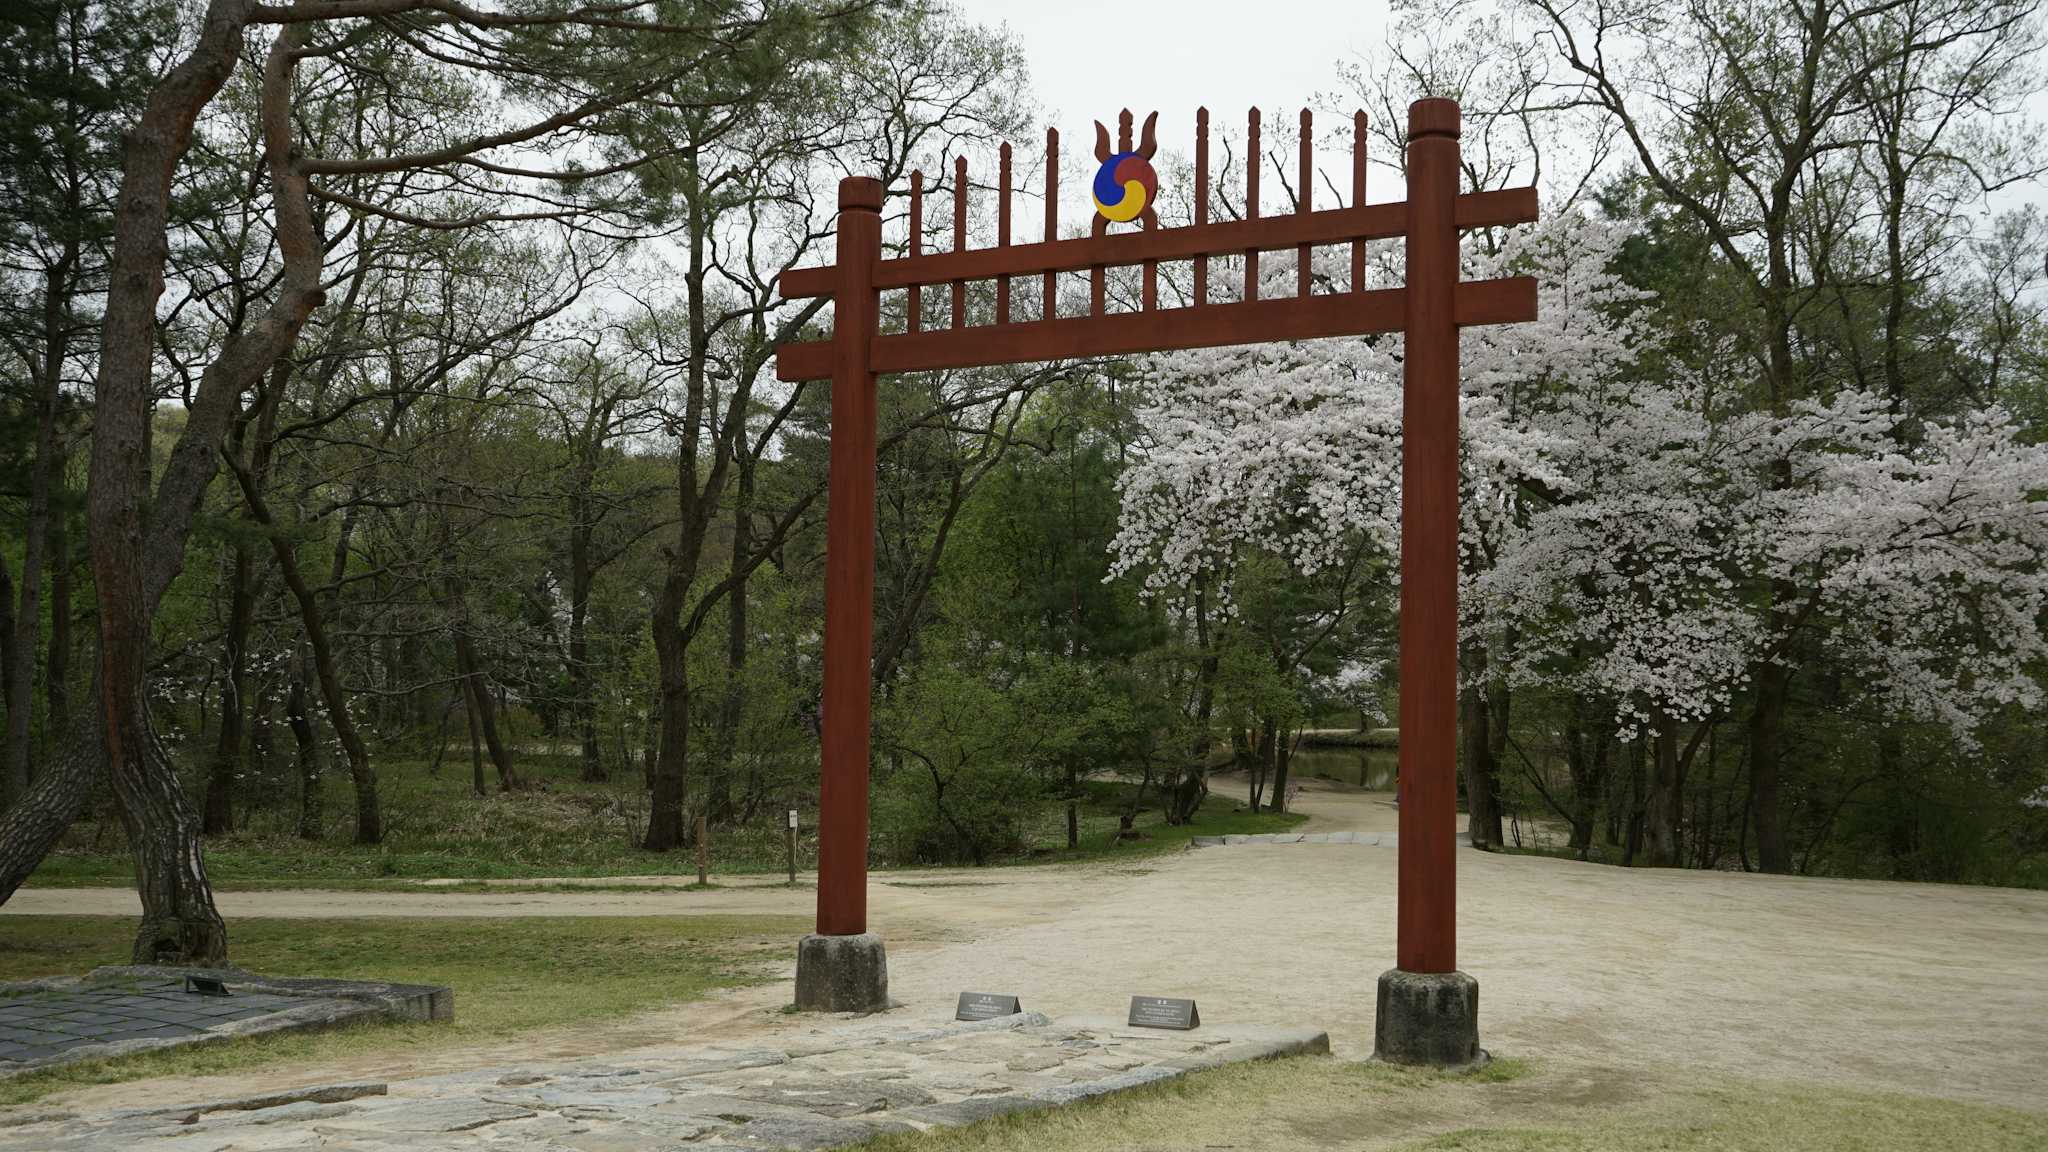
[1748, 661, 1792, 872]
[1878, 726, 1914, 878]
[0, 560, 18, 809]
[464, 687, 485, 796]
[0, 0, 291, 920]
[5, 253, 72, 802]
[454, 633, 517, 791]
[0, 707, 97, 902]
[567, 498, 604, 782]
[204, 541, 256, 835]
[227, 459, 379, 843]
[107, 705, 228, 965]
[1065, 761, 1080, 848]
[1642, 719, 1683, 867]
[645, 557, 692, 851]
[286, 649, 323, 841]
[1622, 739, 1646, 866]
[1249, 719, 1274, 813]
[1458, 643, 1505, 850]
[248, 668, 273, 786]
[708, 464, 752, 825]
[45, 491, 70, 736]
[1563, 714, 1609, 859]
[645, 633, 689, 850]
[81, 12, 325, 961]
[1270, 726, 1294, 814]
[1169, 574, 1219, 825]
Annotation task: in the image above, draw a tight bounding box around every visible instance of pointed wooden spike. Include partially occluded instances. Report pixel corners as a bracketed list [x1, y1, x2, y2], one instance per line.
[1247, 107, 1261, 301]
[953, 154, 968, 329]
[909, 170, 924, 331]
[1196, 107, 1211, 306]
[1045, 127, 1059, 320]
[998, 142, 1013, 323]
[1298, 108, 1313, 298]
[1352, 111, 1368, 292]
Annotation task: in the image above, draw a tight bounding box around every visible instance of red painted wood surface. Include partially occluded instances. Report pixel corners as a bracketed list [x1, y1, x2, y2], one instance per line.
[816, 177, 883, 938]
[778, 188, 1534, 300]
[775, 277, 1531, 382]
[785, 104, 1534, 960]
[1398, 97, 1460, 975]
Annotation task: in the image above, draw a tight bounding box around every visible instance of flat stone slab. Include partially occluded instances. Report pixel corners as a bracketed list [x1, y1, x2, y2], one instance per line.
[0, 1012, 1327, 1151]
[1192, 831, 1390, 848]
[0, 966, 451, 1079]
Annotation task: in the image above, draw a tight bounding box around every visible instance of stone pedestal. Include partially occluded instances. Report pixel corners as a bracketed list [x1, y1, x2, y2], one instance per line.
[1373, 968, 1482, 1066]
[794, 933, 889, 1013]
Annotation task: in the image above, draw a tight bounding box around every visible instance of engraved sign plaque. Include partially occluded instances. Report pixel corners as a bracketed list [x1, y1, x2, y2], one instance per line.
[1127, 995, 1199, 1030]
[955, 992, 1023, 1021]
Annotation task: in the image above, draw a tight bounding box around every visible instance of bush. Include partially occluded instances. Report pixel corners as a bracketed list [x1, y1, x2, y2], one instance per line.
[873, 665, 1051, 865]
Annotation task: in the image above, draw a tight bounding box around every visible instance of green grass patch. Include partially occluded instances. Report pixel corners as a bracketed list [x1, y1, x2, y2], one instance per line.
[1018, 779, 1309, 865]
[28, 758, 1302, 888]
[861, 1054, 2046, 1152]
[27, 752, 807, 887]
[0, 912, 802, 1105]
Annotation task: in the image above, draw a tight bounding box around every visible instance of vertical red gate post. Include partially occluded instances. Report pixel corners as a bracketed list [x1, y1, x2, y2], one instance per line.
[777, 100, 1528, 1064]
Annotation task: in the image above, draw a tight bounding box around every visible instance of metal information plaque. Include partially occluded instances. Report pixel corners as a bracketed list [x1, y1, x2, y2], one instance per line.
[955, 992, 1022, 1021]
[1127, 995, 1199, 1030]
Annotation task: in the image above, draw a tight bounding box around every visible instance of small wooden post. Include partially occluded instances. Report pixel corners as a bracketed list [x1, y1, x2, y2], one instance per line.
[1397, 98, 1460, 976]
[818, 177, 883, 938]
[695, 813, 709, 887]
[786, 809, 799, 885]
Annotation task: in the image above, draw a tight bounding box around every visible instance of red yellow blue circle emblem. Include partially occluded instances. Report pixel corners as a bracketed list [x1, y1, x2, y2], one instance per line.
[1093, 151, 1158, 224]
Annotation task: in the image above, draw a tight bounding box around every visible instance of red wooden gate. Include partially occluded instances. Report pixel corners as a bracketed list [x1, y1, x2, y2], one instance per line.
[776, 98, 1535, 982]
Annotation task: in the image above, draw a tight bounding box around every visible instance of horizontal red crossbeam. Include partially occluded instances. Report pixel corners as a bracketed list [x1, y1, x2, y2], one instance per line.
[775, 276, 1535, 381]
[781, 188, 1537, 301]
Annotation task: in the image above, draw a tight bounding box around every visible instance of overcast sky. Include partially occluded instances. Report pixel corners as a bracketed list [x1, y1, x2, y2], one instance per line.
[961, 0, 1396, 156]
[956, 0, 2048, 219]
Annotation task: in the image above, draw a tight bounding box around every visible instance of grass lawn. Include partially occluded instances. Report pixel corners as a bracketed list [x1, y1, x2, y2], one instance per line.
[28, 758, 1304, 888]
[863, 1055, 2048, 1152]
[0, 912, 803, 1106]
[1024, 779, 1309, 863]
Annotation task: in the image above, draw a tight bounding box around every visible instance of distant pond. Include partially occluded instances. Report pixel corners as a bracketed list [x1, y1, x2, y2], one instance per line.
[1290, 744, 1399, 791]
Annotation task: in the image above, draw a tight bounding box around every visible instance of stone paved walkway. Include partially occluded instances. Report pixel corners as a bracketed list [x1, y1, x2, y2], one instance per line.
[0, 1012, 1325, 1151]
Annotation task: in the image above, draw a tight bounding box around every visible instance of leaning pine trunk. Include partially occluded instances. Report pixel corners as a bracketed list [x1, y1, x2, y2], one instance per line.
[103, 688, 226, 965]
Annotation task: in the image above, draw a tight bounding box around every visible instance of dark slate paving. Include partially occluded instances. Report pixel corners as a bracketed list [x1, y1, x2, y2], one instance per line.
[0, 980, 222, 1063]
[0, 978, 354, 1072]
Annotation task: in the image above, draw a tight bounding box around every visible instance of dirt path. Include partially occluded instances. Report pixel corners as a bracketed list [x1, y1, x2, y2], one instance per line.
[9, 777, 2047, 1115]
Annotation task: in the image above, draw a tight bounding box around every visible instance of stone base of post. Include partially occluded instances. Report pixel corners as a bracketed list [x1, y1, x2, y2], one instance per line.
[794, 933, 890, 1014]
[1372, 968, 1483, 1067]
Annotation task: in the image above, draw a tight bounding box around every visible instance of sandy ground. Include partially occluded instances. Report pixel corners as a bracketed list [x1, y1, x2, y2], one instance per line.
[6, 778, 2046, 1117]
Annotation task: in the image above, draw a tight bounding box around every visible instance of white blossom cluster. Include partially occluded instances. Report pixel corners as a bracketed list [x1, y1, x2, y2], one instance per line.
[1112, 208, 2048, 748]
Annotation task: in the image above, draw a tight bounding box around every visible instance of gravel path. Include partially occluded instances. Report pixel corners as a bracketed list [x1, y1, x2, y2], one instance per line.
[8, 778, 2046, 1115]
